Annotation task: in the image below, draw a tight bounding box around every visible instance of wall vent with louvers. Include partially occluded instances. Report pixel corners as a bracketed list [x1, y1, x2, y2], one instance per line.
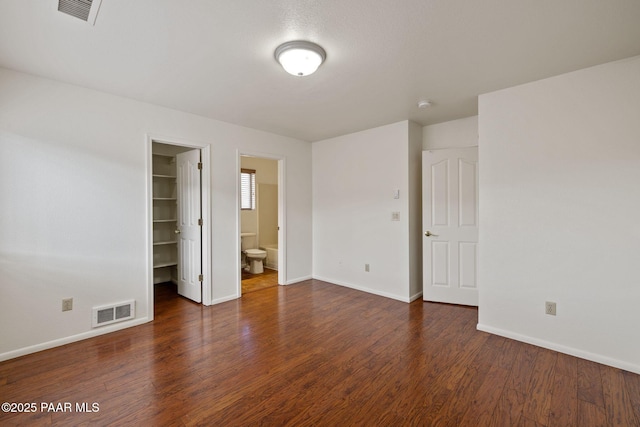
[57, 0, 102, 24]
[92, 300, 135, 328]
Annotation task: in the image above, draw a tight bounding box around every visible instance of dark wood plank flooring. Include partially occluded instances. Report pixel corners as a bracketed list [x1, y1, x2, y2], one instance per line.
[1, 279, 638, 426]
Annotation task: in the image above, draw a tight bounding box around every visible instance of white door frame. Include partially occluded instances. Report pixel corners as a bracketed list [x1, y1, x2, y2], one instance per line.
[146, 134, 213, 316]
[237, 150, 286, 295]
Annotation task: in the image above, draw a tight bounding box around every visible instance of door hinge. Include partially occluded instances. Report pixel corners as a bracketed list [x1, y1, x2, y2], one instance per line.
[197, 162, 203, 170]
[198, 274, 203, 282]
[198, 218, 203, 226]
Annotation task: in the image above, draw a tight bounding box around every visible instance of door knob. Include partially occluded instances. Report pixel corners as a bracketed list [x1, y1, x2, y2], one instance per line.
[424, 231, 437, 237]
[174, 229, 181, 234]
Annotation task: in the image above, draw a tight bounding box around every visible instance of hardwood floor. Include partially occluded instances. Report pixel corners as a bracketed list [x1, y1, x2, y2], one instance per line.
[1, 280, 639, 426]
[241, 268, 278, 294]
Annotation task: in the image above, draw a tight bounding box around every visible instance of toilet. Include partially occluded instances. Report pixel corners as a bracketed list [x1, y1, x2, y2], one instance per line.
[244, 248, 267, 274]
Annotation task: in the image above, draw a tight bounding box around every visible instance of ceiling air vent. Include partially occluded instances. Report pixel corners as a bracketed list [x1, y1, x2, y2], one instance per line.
[57, 0, 102, 24]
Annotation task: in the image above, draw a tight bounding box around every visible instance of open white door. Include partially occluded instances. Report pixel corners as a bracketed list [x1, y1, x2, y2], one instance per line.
[422, 147, 478, 306]
[176, 149, 202, 303]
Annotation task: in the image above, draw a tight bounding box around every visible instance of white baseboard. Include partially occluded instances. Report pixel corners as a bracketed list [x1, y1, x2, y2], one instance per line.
[409, 291, 423, 302]
[285, 275, 312, 285]
[0, 317, 151, 362]
[209, 294, 240, 305]
[312, 275, 411, 303]
[477, 323, 640, 375]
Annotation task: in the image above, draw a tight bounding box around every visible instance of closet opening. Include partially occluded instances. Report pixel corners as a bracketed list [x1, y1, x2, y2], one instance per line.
[149, 139, 211, 311]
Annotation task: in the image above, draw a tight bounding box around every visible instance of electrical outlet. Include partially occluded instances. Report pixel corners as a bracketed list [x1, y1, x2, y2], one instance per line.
[391, 212, 400, 221]
[365, 263, 370, 272]
[62, 298, 73, 312]
[545, 301, 556, 316]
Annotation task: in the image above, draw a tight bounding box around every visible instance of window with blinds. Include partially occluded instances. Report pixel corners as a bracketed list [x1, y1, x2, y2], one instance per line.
[241, 168, 256, 210]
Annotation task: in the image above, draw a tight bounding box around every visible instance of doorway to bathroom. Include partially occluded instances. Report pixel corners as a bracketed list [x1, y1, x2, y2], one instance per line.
[239, 155, 283, 294]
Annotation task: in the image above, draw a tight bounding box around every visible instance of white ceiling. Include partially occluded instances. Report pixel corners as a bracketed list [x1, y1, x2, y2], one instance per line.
[1, 1, 640, 142]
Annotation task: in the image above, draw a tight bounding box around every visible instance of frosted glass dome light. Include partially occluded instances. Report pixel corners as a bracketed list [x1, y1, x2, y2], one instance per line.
[275, 41, 326, 77]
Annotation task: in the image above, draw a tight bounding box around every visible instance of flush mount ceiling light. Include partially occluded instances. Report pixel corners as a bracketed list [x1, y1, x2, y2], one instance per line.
[275, 41, 326, 77]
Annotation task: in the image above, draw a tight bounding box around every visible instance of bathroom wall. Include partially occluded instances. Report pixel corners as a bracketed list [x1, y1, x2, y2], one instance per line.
[240, 156, 278, 248]
[258, 183, 278, 246]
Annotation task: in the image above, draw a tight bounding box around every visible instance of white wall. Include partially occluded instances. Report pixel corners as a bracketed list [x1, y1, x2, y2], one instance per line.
[423, 115, 478, 150]
[0, 68, 312, 360]
[312, 121, 422, 302]
[478, 56, 640, 373]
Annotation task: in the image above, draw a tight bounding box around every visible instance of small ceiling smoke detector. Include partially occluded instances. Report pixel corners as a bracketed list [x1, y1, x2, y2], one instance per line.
[275, 41, 326, 77]
[418, 100, 432, 109]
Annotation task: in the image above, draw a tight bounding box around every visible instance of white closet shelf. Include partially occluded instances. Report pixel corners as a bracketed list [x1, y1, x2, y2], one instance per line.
[152, 151, 178, 285]
[154, 261, 178, 268]
[153, 240, 177, 246]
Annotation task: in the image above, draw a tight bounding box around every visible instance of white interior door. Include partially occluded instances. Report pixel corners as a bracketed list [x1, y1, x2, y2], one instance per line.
[422, 147, 478, 306]
[177, 149, 202, 303]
